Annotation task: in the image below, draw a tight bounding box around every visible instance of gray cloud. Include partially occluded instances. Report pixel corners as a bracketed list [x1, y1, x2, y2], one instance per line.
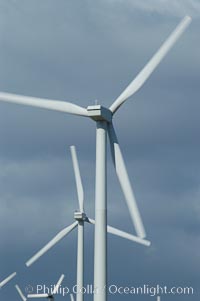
[108, 0, 200, 18]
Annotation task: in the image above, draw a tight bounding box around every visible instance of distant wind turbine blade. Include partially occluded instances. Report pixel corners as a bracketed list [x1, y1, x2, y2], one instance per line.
[108, 123, 146, 238]
[26, 222, 78, 267]
[52, 274, 65, 295]
[70, 145, 84, 212]
[110, 15, 192, 113]
[27, 294, 49, 298]
[0, 92, 88, 117]
[15, 285, 27, 301]
[88, 218, 150, 246]
[0, 272, 17, 288]
[70, 294, 75, 301]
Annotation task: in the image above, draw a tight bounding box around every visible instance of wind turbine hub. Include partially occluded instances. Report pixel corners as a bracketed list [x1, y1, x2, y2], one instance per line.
[87, 105, 112, 122]
[74, 211, 87, 221]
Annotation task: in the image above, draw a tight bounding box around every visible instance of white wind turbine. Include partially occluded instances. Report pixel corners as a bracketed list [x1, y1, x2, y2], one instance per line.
[15, 274, 65, 301]
[0, 272, 17, 289]
[0, 16, 191, 301]
[25, 145, 150, 301]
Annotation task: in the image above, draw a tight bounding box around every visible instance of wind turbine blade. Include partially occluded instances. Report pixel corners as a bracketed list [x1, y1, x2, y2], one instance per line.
[108, 123, 146, 238]
[27, 294, 49, 298]
[26, 222, 78, 267]
[0, 92, 88, 117]
[70, 145, 84, 212]
[110, 16, 191, 113]
[52, 274, 65, 295]
[70, 294, 75, 301]
[15, 285, 27, 301]
[88, 218, 150, 246]
[107, 225, 150, 246]
[0, 272, 17, 288]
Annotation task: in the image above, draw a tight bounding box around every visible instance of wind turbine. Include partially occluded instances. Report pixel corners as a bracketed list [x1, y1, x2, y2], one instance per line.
[25, 145, 150, 301]
[0, 272, 17, 289]
[15, 274, 65, 301]
[0, 15, 191, 301]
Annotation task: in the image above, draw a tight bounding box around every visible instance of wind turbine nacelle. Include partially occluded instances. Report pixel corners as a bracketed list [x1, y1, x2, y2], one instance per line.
[87, 105, 112, 122]
[74, 211, 87, 221]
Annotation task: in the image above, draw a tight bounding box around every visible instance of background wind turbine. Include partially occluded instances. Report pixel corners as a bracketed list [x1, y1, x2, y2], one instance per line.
[0, 272, 17, 289]
[27, 274, 65, 300]
[26, 145, 150, 301]
[0, 15, 191, 301]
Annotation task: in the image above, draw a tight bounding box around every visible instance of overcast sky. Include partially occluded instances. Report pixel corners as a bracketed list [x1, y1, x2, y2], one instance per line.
[0, 1, 200, 301]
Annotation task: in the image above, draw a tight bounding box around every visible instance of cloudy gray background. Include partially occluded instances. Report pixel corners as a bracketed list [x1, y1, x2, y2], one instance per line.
[0, 1, 199, 300]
